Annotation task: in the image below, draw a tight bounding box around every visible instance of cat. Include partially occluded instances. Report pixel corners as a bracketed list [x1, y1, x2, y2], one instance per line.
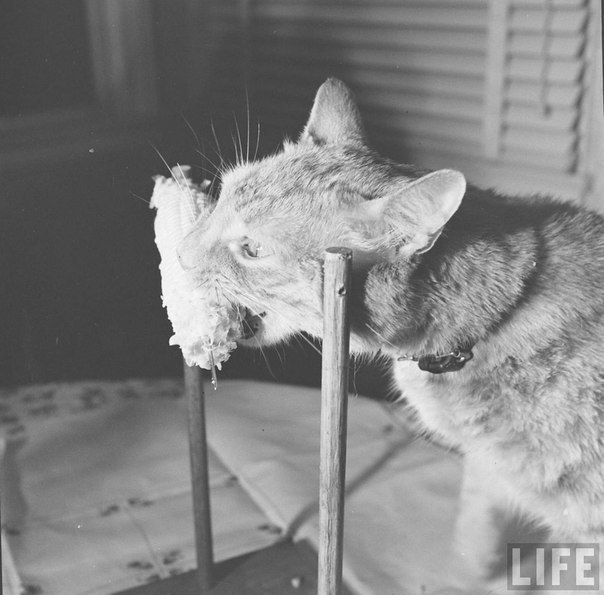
[177, 78, 604, 594]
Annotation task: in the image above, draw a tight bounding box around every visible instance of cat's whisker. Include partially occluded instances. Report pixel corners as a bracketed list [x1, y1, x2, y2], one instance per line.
[231, 112, 244, 166]
[291, 333, 312, 358]
[194, 149, 224, 179]
[231, 131, 243, 168]
[210, 120, 228, 174]
[245, 87, 251, 165]
[201, 138, 216, 180]
[246, 322, 279, 379]
[192, 277, 210, 290]
[149, 143, 199, 222]
[219, 282, 322, 356]
[196, 134, 226, 189]
[208, 173, 221, 200]
[181, 113, 201, 153]
[236, 111, 246, 165]
[150, 142, 185, 194]
[150, 143, 199, 221]
[294, 332, 323, 357]
[190, 163, 212, 182]
[221, 285, 271, 320]
[253, 120, 261, 163]
[274, 343, 285, 367]
[291, 334, 305, 351]
[364, 322, 398, 351]
[149, 141, 171, 175]
[128, 191, 150, 206]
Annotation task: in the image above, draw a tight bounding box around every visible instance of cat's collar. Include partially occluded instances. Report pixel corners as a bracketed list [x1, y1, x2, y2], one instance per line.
[397, 344, 474, 374]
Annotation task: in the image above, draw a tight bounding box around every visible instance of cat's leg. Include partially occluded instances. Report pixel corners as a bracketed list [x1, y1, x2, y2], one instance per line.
[447, 453, 511, 589]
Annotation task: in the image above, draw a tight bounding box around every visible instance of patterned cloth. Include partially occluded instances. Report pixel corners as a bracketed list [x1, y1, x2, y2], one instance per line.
[0, 379, 281, 595]
[0, 378, 512, 595]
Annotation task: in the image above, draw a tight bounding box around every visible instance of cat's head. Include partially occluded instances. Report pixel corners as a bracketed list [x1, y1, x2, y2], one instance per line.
[178, 79, 466, 351]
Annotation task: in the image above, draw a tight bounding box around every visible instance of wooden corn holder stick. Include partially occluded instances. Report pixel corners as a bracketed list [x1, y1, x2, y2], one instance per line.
[184, 362, 214, 592]
[318, 247, 352, 595]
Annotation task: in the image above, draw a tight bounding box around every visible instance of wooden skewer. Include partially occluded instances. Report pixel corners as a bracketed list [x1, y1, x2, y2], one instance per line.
[1, 446, 3, 595]
[184, 362, 214, 592]
[318, 247, 352, 595]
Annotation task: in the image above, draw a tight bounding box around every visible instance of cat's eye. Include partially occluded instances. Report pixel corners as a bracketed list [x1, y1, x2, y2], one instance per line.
[228, 237, 271, 261]
[241, 238, 264, 259]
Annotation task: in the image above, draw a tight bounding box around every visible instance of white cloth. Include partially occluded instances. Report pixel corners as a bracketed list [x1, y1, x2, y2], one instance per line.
[0, 378, 499, 594]
[205, 381, 471, 595]
[0, 379, 280, 594]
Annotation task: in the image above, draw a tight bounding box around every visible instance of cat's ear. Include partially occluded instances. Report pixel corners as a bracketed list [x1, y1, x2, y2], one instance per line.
[350, 169, 466, 256]
[300, 78, 366, 146]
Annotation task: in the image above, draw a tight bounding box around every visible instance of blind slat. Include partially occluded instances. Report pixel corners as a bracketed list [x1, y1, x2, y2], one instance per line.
[369, 125, 482, 158]
[509, 32, 585, 58]
[503, 127, 576, 154]
[253, 44, 486, 76]
[509, 8, 588, 34]
[258, 80, 483, 121]
[506, 81, 581, 107]
[254, 22, 487, 53]
[504, 104, 578, 131]
[253, 67, 484, 100]
[500, 148, 575, 171]
[510, 0, 586, 8]
[360, 96, 482, 123]
[257, 0, 488, 5]
[365, 112, 483, 144]
[253, 4, 488, 29]
[507, 57, 583, 83]
[256, 101, 482, 145]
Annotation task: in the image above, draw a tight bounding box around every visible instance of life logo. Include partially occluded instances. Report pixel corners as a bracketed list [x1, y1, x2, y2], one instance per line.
[507, 543, 599, 590]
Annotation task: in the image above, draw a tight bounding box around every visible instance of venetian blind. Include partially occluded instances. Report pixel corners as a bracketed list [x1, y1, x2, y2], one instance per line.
[485, 0, 591, 175]
[248, 0, 489, 164]
[242, 0, 598, 200]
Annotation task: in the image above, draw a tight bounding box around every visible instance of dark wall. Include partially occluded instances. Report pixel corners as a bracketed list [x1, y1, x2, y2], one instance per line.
[0, 1, 94, 116]
[2, 149, 165, 383]
[0, 2, 391, 399]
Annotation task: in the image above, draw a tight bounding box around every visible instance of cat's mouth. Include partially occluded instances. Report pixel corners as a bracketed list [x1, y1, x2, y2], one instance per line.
[240, 308, 266, 340]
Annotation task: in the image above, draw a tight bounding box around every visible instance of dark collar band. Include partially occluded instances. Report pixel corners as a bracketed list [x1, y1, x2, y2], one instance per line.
[398, 345, 474, 374]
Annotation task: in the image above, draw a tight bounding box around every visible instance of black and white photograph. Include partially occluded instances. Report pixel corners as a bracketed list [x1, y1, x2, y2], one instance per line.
[1, 1, 603, 593]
